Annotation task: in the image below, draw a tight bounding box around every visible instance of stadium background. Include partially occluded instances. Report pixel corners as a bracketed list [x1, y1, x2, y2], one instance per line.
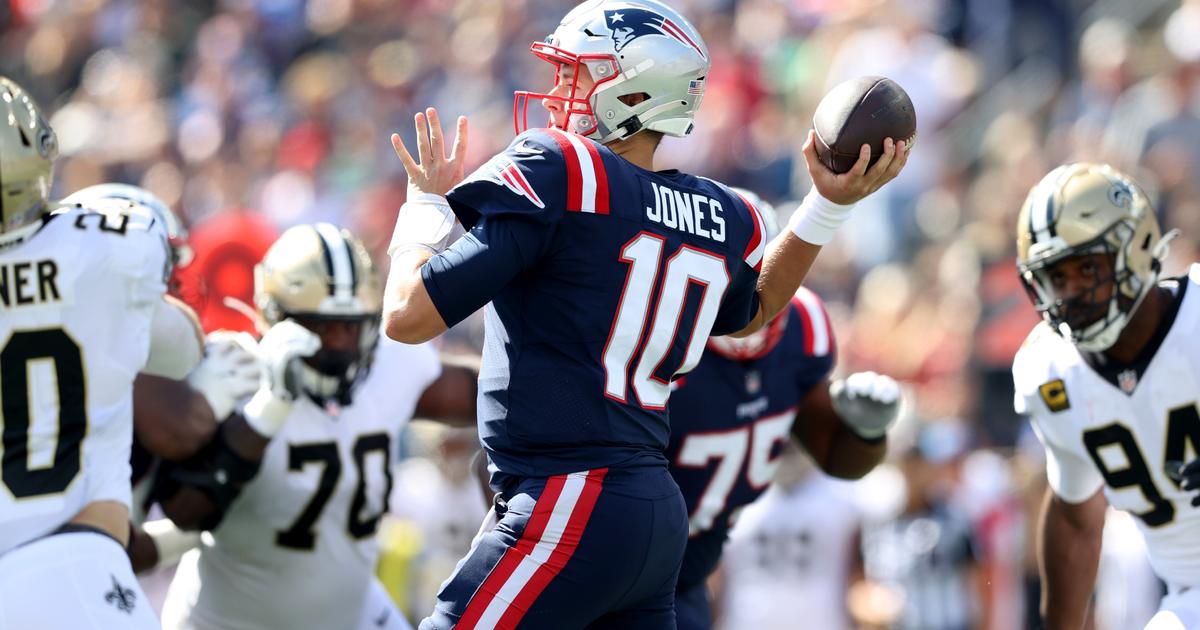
[2, 0, 1198, 627]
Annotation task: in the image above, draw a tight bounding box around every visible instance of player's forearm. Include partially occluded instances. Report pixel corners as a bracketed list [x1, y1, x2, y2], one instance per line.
[133, 374, 218, 461]
[1039, 490, 1104, 630]
[733, 233, 821, 336]
[815, 422, 886, 479]
[383, 250, 447, 344]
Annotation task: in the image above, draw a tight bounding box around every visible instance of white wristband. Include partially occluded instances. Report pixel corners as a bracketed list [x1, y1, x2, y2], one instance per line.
[242, 388, 294, 437]
[787, 188, 856, 246]
[387, 193, 459, 257]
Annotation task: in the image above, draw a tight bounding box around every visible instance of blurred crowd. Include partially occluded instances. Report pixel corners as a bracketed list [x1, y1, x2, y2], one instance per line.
[6, 0, 1200, 627]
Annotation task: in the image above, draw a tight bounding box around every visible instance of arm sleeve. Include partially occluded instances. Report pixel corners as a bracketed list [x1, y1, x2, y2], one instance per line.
[420, 213, 554, 328]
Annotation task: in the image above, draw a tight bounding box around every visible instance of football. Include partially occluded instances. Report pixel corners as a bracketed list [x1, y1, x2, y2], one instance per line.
[812, 76, 916, 174]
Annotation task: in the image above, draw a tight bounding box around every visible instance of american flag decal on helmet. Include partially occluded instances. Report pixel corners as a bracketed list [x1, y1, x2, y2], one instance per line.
[467, 154, 545, 208]
[688, 79, 704, 95]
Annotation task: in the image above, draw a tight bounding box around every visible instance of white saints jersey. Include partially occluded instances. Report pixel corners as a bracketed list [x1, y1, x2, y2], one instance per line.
[718, 475, 861, 630]
[0, 204, 167, 554]
[165, 338, 442, 630]
[1014, 264, 1200, 587]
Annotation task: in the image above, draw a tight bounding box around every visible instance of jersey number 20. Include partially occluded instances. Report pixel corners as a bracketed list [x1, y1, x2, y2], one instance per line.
[603, 234, 731, 409]
[1, 329, 86, 499]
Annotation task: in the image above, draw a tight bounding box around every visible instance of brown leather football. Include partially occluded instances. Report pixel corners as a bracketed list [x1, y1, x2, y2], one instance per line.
[812, 76, 916, 174]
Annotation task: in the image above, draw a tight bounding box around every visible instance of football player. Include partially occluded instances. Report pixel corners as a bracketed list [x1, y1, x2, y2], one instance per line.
[59, 183, 262, 574]
[0, 76, 174, 628]
[1011, 163, 1198, 629]
[667, 190, 900, 630]
[159, 223, 477, 630]
[382, 1, 908, 627]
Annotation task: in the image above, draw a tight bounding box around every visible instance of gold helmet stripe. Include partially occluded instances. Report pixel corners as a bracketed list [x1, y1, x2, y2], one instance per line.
[313, 223, 357, 301]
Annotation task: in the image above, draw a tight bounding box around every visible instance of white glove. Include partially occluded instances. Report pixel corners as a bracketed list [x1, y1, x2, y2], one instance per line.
[243, 320, 320, 437]
[829, 371, 902, 440]
[186, 331, 261, 421]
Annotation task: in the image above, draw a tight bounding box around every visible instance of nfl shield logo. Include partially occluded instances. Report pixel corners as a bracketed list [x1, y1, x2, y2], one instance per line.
[745, 370, 761, 394]
[1118, 369, 1138, 394]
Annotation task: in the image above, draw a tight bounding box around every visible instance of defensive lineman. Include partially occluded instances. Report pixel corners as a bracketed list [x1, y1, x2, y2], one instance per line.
[1013, 163, 1200, 628]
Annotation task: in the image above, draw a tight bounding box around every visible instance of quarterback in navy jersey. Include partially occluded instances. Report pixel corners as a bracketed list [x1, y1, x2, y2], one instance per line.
[382, 0, 909, 626]
[666, 193, 903, 630]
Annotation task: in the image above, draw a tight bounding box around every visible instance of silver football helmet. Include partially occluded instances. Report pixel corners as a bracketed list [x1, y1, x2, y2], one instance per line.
[515, 0, 709, 142]
[0, 77, 58, 247]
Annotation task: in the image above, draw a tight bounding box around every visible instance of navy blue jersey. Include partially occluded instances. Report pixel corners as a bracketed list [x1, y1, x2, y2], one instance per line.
[666, 288, 836, 591]
[423, 128, 767, 485]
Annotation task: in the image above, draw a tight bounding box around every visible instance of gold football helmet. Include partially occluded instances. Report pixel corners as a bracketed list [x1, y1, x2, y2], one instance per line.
[255, 223, 382, 404]
[1016, 163, 1175, 352]
[0, 77, 58, 246]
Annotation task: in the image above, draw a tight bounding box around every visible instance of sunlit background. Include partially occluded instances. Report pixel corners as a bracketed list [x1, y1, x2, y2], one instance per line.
[5, 0, 1199, 627]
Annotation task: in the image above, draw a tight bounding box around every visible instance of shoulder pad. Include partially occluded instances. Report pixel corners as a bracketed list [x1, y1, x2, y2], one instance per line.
[789, 286, 836, 358]
[701, 177, 767, 271]
[448, 129, 575, 228]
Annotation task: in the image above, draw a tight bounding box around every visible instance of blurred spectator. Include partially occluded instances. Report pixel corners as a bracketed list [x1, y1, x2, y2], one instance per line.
[379, 422, 488, 623]
[857, 420, 990, 630]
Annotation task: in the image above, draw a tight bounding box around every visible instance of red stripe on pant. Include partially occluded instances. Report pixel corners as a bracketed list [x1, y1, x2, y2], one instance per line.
[495, 469, 608, 630]
[456, 469, 607, 630]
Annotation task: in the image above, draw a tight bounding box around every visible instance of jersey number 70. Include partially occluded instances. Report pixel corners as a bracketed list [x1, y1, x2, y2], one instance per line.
[603, 233, 731, 410]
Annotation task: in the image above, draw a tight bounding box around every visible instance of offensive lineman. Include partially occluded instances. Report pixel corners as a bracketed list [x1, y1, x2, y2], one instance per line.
[666, 191, 901, 629]
[1012, 163, 1200, 628]
[0, 76, 170, 628]
[160, 223, 477, 630]
[383, 0, 908, 626]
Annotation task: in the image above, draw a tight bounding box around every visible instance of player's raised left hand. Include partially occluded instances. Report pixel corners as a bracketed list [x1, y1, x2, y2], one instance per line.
[801, 130, 909, 206]
[391, 107, 468, 197]
[830, 371, 903, 440]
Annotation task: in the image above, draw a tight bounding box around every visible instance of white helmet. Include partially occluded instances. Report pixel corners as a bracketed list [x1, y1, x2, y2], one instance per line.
[61, 183, 193, 274]
[515, 0, 709, 142]
[707, 189, 785, 361]
[0, 77, 58, 247]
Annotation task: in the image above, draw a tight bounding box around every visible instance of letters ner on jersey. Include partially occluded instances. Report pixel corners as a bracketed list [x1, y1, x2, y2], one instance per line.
[422, 127, 767, 486]
[0, 203, 168, 554]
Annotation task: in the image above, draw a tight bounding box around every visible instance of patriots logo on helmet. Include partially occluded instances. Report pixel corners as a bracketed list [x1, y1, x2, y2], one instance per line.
[604, 8, 705, 58]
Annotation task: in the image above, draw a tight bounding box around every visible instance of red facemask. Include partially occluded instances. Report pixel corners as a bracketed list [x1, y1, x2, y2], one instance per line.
[513, 42, 620, 138]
